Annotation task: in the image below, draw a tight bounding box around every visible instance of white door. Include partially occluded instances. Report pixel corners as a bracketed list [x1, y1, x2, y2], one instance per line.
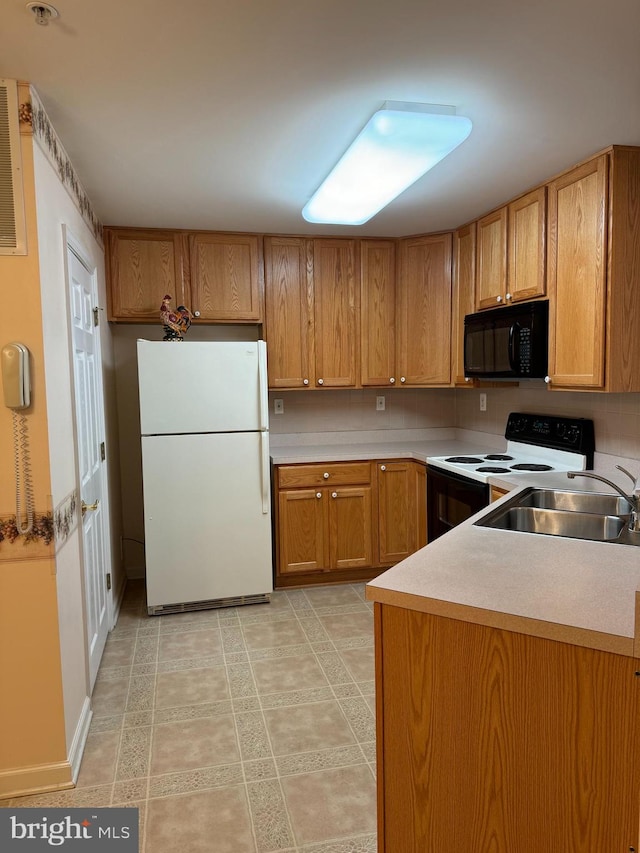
[67, 241, 111, 689]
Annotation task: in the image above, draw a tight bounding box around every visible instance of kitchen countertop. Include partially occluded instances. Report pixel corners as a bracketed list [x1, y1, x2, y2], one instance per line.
[270, 431, 640, 658]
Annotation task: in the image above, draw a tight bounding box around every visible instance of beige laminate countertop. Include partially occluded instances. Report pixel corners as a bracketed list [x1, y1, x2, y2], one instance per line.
[270, 438, 496, 466]
[366, 491, 640, 658]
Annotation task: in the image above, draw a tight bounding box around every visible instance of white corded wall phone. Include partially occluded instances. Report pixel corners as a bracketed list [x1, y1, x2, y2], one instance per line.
[2, 343, 34, 533]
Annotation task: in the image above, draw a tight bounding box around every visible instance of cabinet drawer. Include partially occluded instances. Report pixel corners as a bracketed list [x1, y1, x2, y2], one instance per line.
[277, 462, 372, 488]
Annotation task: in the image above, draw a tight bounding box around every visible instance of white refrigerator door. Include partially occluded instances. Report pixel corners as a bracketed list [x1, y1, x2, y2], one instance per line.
[137, 340, 269, 435]
[142, 431, 273, 609]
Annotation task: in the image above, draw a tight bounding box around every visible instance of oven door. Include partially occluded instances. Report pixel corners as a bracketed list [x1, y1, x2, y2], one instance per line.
[427, 465, 490, 541]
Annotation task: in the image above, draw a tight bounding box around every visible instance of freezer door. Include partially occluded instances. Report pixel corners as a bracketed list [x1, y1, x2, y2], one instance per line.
[142, 431, 273, 608]
[137, 340, 269, 435]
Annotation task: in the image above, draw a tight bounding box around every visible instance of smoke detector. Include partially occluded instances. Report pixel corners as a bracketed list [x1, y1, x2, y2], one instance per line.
[26, 3, 60, 26]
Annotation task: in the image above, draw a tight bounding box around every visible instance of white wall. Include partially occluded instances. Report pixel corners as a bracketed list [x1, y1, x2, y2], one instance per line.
[33, 143, 122, 756]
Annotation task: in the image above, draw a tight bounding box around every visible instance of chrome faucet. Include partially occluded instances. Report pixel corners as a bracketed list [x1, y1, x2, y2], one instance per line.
[567, 465, 640, 533]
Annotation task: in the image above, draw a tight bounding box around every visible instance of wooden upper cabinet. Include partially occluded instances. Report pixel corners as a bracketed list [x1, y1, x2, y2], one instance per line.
[475, 207, 508, 309]
[313, 238, 359, 388]
[547, 155, 608, 388]
[106, 229, 186, 322]
[452, 223, 476, 386]
[264, 236, 314, 388]
[360, 240, 397, 387]
[397, 233, 453, 386]
[189, 232, 263, 322]
[508, 187, 546, 303]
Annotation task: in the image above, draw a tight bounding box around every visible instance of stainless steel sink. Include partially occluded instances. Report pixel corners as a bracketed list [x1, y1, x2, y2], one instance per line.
[475, 487, 638, 545]
[477, 505, 626, 541]
[514, 488, 630, 515]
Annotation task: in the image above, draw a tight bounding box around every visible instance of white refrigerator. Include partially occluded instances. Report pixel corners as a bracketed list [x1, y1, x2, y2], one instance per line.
[137, 340, 273, 614]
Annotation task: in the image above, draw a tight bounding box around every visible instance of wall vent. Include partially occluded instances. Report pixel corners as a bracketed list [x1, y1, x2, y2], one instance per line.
[0, 79, 27, 255]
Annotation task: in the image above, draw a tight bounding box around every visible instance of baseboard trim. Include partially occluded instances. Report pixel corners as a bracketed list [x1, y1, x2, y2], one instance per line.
[0, 761, 74, 801]
[111, 573, 128, 629]
[67, 696, 92, 783]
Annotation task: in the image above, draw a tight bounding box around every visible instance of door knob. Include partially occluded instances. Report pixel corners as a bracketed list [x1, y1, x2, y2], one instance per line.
[82, 499, 100, 517]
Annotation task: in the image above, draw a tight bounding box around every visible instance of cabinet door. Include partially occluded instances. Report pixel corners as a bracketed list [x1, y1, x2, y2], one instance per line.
[278, 488, 328, 574]
[361, 240, 397, 386]
[452, 224, 476, 387]
[189, 232, 263, 322]
[508, 187, 546, 303]
[264, 236, 314, 388]
[328, 486, 373, 570]
[397, 233, 452, 386]
[475, 207, 507, 309]
[313, 239, 359, 388]
[106, 229, 185, 322]
[547, 155, 608, 388]
[377, 461, 426, 564]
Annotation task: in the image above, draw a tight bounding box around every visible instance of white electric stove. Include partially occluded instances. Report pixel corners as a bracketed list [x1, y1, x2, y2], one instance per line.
[427, 412, 596, 485]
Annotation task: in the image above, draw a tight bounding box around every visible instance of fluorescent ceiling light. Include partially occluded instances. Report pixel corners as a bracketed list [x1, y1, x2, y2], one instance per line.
[302, 101, 472, 226]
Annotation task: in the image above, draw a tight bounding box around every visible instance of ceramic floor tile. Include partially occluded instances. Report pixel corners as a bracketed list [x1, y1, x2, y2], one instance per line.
[318, 611, 373, 642]
[263, 701, 356, 756]
[91, 677, 130, 717]
[101, 638, 136, 668]
[158, 628, 222, 661]
[338, 646, 375, 682]
[242, 619, 308, 650]
[145, 787, 256, 853]
[303, 585, 364, 607]
[155, 665, 229, 708]
[75, 730, 121, 788]
[150, 715, 239, 775]
[251, 654, 329, 695]
[246, 778, 295, 851]
[280, 765, 377, 846]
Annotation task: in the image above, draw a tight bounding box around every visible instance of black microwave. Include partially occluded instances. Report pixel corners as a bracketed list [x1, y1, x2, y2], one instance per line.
[464, 300, 549, 379]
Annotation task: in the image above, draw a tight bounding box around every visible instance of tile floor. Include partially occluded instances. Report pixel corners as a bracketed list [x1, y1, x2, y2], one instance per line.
[8, 581, 378, 853]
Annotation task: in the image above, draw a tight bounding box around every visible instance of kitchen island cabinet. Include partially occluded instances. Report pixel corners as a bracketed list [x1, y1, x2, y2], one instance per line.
[373, 602, 640, 853]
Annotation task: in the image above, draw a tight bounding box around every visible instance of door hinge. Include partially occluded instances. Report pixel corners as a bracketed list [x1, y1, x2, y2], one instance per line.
[93, 306, 99, 326]
[106, 572, 111, 591]
[100, 441, 106, 461]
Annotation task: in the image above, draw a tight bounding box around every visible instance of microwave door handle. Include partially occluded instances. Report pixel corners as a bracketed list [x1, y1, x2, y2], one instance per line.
[508, 322, 520, 372]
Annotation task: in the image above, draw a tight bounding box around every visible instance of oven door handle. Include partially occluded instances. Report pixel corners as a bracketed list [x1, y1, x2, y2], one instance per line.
[508, 322, 520, 372]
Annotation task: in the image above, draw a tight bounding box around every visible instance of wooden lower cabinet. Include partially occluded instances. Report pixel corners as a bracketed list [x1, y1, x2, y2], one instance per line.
[274, 460, 426, 587]
[374, 603, 640, 853]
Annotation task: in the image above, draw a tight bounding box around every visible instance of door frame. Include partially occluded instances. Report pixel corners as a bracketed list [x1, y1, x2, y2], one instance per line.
[63, 226, 115, 676]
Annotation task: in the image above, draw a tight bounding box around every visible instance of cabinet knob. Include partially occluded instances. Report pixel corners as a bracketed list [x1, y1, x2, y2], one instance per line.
[544, 375, 551, 384]
[316, 492, 322, 499]
[193, 310, 201, 317]
[465, 377, 471, 383]
[389, 377, 395, 384]
[505, 292, 512, 301]
[323, 472, 329, 479]
[331, 492, 338, 498]
[303, 378, 309, 386]
[317, 378, 324, 385]
[400, 376, 406, 383]
[496, 296, 503, 303]
[380, 465, 386, 472]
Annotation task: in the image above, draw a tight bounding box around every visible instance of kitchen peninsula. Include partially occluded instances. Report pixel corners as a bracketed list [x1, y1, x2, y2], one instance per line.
[366, 498, 640, 852]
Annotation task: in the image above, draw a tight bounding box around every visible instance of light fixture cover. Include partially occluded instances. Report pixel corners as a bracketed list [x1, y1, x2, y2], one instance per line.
[302, 102, 472, 226]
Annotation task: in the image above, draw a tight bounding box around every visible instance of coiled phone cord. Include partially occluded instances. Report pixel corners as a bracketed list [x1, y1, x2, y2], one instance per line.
[12, 409, 34, 534]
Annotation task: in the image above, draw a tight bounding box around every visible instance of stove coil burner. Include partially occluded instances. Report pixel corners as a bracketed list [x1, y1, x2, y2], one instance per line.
[476, 466, 511, 473]
[484, 454, 514, 461]
[510, 463, 554, 472]
[444, 456, 484, 463]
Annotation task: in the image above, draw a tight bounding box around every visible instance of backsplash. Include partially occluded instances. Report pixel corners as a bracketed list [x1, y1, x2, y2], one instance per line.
[455, 382, 640, 460]
[268, 388, 456, 434]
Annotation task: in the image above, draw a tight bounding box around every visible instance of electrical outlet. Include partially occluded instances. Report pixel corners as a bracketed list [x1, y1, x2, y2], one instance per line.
[479, 393, 487, 412]
[274, 398, 284, 415]
[376, 396, 386, 411]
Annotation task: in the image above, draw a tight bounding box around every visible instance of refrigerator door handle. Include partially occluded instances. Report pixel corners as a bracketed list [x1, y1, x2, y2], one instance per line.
[258, 341, 269, 431]
[260, 431, 270, 514]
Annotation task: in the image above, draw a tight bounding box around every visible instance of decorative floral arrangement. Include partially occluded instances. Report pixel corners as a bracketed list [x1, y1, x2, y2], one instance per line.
[0, 513, 54, 546]
[160, 294, 193, 341]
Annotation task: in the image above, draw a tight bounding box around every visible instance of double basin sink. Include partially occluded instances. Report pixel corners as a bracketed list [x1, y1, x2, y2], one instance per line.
[476, 487, 639, 546]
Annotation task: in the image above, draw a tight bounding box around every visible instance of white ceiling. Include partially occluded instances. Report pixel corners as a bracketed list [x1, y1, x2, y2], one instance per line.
[2, 0, 640, 237]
